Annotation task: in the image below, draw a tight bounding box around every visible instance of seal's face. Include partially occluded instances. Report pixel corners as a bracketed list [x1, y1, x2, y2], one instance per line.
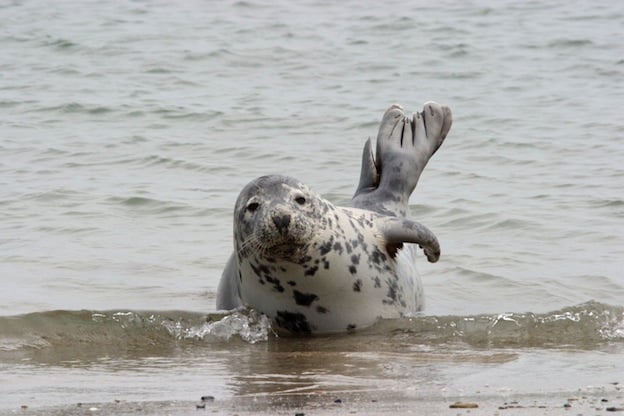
[234, 175, 324, 262]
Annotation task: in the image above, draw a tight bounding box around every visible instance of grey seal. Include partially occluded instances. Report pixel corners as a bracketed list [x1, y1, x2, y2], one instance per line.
[217, 102, 452, 334]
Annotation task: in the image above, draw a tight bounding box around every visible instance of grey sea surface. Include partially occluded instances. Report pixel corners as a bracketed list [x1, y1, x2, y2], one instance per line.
[1, 0, 623, 413]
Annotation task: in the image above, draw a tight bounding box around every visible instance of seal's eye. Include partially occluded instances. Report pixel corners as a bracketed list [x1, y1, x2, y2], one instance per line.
[246, 202, 260, 213]
[295, 196, 306, 205]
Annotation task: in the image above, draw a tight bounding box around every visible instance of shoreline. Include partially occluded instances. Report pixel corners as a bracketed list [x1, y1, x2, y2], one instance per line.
[5, 386, 623, 416]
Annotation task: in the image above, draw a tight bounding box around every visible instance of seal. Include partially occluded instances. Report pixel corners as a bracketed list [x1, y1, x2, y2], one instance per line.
[216, 102, 452, 334]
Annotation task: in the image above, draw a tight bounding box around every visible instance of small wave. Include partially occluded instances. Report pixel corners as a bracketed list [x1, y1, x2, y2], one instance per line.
[42, 37, 77, 49]
[144, 67, 174, 74]
[0, 302, 621, 363]
[135, 154, 214, 173]
[29, 102, 114, 115]
[438, 211, 498, 230]
[0, 309, 271, 362]
[547, 38, 593, 48]
[21, 189, 82, 202]
[589, 198, 624, 208]
[482, 217, 540, 231]
[389, 301, 624, 348]
[107, 195, 197, 216]
[232, 0, 267, 9]
[149, 106, 224, 121]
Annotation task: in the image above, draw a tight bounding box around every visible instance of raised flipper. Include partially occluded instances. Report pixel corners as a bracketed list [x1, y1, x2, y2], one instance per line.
[378, 216, 440, 263]
[352, 102, 452, 217]
[354, 137, 379, 194]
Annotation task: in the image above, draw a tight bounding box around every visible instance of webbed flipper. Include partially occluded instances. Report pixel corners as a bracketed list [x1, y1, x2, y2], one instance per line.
[352, 102, 452, 218]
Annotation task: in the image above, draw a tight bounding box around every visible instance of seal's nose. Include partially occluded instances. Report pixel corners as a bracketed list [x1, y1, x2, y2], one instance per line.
[272, 214, 291, 234]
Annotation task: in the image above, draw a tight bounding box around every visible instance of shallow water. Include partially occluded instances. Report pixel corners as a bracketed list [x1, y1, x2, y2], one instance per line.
[1, 304, 622, 409]
[1, 0, 623, 412]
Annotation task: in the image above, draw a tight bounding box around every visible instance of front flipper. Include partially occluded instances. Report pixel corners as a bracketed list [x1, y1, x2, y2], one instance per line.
[216, 253, 243, 310]
[378, 216, 440, 263]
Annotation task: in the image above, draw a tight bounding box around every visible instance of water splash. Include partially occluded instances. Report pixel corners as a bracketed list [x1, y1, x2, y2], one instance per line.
[161, 309, 272, 344]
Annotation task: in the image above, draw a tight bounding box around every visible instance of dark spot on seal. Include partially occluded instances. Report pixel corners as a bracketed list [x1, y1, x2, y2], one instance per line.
[265, 275, 284, 293]
[383, 278, 399, 304]
[371, 248, 387, 265]
[275, 311, 312, 334]
[350, 254, 360, 265]
[346, 324, 357, 331]
[238, 271, 243, 282]
[298, 255, 313, 265]
[304, 265, 318, 277]
[319, 236, 334, 255]
[323, 259, 330, 269]
[250, 263, 262, 277]
[349, 219, 357, 230]
[345, 242, 353, 254]
[333, 242, 343, 255]
[287, 280, 296, 286]
[349, 265, 357, 275]
[373, 276, 381, 288]
[316, 306, 328, 314]
[293, 290, 319, 306]
[353, 279, 362, 292]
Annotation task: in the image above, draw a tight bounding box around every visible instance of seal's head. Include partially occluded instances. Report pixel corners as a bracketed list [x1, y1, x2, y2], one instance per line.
[234, 175, 325, 261]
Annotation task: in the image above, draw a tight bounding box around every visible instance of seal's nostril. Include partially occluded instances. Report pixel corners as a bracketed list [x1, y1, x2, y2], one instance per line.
[272, 214, 291, 234]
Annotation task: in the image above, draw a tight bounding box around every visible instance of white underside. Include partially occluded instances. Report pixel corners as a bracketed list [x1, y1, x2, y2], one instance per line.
[395, 243, 424, 314]
[239, 242, 424, 333]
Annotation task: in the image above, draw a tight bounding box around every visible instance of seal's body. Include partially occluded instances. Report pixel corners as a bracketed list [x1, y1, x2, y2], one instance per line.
[217, 102, 452, 334]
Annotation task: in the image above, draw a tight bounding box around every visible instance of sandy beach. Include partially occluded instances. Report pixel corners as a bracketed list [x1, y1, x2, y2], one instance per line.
[7, 384, 624, 416]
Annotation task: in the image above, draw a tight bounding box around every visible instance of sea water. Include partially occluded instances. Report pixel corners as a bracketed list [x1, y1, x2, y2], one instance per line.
[1, 0, 623, 411]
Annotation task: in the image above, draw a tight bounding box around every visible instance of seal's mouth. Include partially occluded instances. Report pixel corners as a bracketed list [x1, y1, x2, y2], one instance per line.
[264, 240, 307, 261]
[238, 217, 313, 262]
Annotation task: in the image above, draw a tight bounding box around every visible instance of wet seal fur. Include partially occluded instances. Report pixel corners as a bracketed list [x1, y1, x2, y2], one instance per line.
[217, 102, 452, 334]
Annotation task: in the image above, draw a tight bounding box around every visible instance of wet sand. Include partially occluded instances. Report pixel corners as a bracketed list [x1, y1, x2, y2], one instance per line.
[6, 382, 623, 416]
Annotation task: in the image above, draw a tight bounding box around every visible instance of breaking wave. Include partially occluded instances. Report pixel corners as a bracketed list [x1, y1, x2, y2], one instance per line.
[0, 302, 621, 363]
